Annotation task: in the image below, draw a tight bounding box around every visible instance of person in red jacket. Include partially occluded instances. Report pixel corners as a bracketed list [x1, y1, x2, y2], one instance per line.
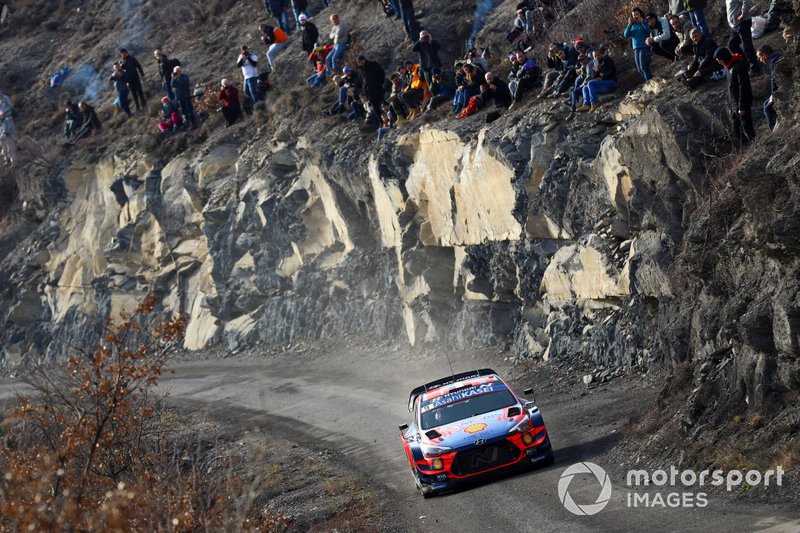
[218, 79, 241, 127]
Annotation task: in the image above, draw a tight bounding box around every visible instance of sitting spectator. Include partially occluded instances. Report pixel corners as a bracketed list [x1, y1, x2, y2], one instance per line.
[646, 13, 679, 62]
[326, 14, 350, 76]
[68, 100, 101, 144]
[678, 28, 722, 89]
[669, 14, 691, 55]
[171, 66, 197, 129]
[237, 45, 260, 103]
[507, 3, 535, 49]
[412, 31, 442, 87]
[539, 43, 564, 97]
[570, 53, 594, 111]
[457, 85, 488, 119]
[158, 96, 183, 133]
[218, 79, 241, 127]
[485, 71, 512, 108]
[398, 61, 428, 113]
[465, 48, 488, 73]
[508, 50, 539, 107]
[299, 14, 318, 54]
[423, 67, 456, 112]
[683, 0, 711, 38]
[550, 43, 579, 95]
[624, 7, 653, 82]
[377, 101, 398, 143]
[109, 64, 132, 117]
[388, 73, 409, 119]
[323, 67, 362, 116]
[578, 47, 617, 112]
[63, 99, 81, 139]
[357, 54, 387, 119]
[307, 44, 332, 87]
[259, 23, 289, 72]
[574, 37, 592, 57]
[713, 46, 755, 145]
[452, 63, 481, 115]
[0, 91, 15, 166]
[757, 44, 782, 130]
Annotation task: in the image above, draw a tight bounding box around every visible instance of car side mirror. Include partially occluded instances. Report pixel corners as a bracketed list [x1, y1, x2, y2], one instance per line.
[399, 423, 409, 432]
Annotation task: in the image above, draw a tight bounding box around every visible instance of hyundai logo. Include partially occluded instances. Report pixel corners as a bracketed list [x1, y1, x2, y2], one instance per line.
[474, 438, 486, 446]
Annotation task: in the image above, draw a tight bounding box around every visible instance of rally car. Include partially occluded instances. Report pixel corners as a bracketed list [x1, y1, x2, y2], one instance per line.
[399, 368, 554, 498]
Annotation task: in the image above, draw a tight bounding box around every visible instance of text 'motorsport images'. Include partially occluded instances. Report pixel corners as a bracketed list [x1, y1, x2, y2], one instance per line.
[400, 369, 553, 497]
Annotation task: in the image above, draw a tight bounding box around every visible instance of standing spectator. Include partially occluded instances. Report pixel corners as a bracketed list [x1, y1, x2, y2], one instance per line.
[171, 66, 197, 129]
[678, 28, 722, 88]
[299, 14, 318, 54]
[218, 79, 241, 128]
[237, 45, 260, 103]
[726, 0, 761, 75]
[266, 0, 291, 34]
[624, 8, 653, 82]
[154, 49, 180, 101]
[259, 24, 289, 72]
[357, 54, 386, 119]
[412, 31, 442, 87]
[714, 46, 755, 145]
[326, 14, 350, 76]
[757, 44, 782, 130]
[63, 99, 81, 139]
[110, 64, 132, 117]
[0, 91, 15, 166]
[683, 0, 711, 38]
[398, 0, 420, 41]
[119, 48, 146, 111]
[307, 44, 332, 87]
[508, 50, 539, 107]
[645, 13, 679, 62]
[579, 47, 617, 112]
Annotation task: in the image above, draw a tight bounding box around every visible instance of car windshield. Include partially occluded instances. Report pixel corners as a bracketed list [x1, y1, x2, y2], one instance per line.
[420, 390, 517, 429]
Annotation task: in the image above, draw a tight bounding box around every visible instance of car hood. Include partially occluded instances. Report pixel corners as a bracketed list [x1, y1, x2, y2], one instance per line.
[424, 409, 525, 449]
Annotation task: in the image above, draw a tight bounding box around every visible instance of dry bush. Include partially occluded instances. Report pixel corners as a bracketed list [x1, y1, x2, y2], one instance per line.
[0, 295, 289, 532]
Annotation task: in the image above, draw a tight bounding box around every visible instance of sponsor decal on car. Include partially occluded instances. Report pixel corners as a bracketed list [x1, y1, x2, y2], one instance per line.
[464, 422, 488, 434]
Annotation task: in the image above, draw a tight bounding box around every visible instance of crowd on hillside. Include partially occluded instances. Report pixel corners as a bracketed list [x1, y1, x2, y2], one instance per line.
[0, 0, 795, 166]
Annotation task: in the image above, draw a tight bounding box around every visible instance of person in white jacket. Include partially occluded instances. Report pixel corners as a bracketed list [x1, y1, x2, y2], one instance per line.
[237, 46, 261, 102]
[325, 14, 350, 76]
[645, 13, 680, 62]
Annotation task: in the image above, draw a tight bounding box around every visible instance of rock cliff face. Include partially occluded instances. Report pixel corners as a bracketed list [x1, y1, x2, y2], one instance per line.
[0, 0, 798, 450]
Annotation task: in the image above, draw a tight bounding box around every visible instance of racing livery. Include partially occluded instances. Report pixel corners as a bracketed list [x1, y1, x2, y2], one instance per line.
[399, 369, 554, 497]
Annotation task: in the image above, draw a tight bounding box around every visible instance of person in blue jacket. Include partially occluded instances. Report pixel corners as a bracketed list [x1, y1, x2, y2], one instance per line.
[170, 66, 197, 129]
[624, 7, 652, 82]
[757, 44, 783, 130]
[109, 64, 132, 117]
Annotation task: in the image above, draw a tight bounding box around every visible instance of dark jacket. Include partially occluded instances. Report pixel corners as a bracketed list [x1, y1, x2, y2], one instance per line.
[728, 55, 752, 112]
[766, 52, 782, 95]
[267, 0, 285, 17]
[171, 73, 192, 100]
[560, 45, 580, 71]
[682, 35, 719, 74]
[358, 60, 386, 97]
[157, 55, 180, 84]
[594, 56, 617, 82]
[121, 54, 144, 82]
[487, 76, 512, 108]
[218, 86, 240, 108]
[301, 21, 319, 53]
[412, 38, 442, 71]
[683, 0, 707, 11]
[80, 104, 101, 130]
[110, 71, 129, 94]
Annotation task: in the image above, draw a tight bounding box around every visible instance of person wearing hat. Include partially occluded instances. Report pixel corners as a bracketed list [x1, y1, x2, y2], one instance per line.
[158, 96, 183, 133]
[290, 0, 308, 31]
[412, 30, 443, 87]
[645, 13, 679, 62]
[299, 13, 318, 54]
[218, 79, 241, 127]
[714, 46, 755, 145]
[170, 66, 197, 129]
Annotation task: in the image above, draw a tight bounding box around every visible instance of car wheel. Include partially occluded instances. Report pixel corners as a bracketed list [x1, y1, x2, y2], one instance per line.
[413, 470, 435, 499]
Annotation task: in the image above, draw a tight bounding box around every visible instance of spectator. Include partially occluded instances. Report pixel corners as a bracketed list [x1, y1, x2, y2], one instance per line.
[307, 44, 332, 87]
[299, 14, 318, 54]
[259, 24, 289, 72]
[539, 43, 564, 97]
[551, 43, 579, 95]
[0, 91, 15, 166]
[412, 31, 443, 87]
[158, 96, 183, 133]
[154, 49, 180, 101]
[757, 44, 782, 130]
[669, 14, 691, 54]
[388, 73, 409, 119]
[645, 13, 679, 62]
[624, 8, 653, 82]
[326, 14, 350, 76]
[119, 48, 146, 111]
[377, 101, 398, 143]
[398, 61, 428, 113]
[465, 48, 488, 73]
[508, 50, 539, 107]
[726, 0, 761, 75]
[63, 99, 81, 139]
[485, 71, 512, 109]
[290, 0, 307, 31]
[507, 3, 535, 49]
[357, 54, 387, 120]
[570, 53, 594, 111]
[237, 45, 260, 103]
[110, 64, 132, 117]
[266, 0, 291, 34]
[678, 28, 722, 89]
[398, 0, 420, 41]
[218, 79, 241, 128]
[423, 67, 455, 112]
[714, 46, 755, 145]
[683, 0, 711, 38]
[324, 67, 362, 117]
[574, 37, 591, 57]
[68, 101, 102, 144]
[578, 47, 617, 112]
[171, 66, 197, 129]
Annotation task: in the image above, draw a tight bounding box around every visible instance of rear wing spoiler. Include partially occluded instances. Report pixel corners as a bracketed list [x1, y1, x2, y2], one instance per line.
[407, 368, 497, 412]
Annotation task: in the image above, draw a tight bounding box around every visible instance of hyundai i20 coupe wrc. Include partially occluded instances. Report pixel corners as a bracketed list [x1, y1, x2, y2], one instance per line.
[399, 369, 554, 498]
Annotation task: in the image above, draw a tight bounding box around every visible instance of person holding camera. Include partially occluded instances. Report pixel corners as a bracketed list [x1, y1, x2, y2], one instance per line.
[412, 31, 442, 87]
[237, 45, 260, 103]
[624, 7, 653, 82]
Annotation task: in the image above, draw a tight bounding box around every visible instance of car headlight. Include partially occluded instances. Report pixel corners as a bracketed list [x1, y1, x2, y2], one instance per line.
[508, 417, 532, 434]
[420, 442, 452, 458]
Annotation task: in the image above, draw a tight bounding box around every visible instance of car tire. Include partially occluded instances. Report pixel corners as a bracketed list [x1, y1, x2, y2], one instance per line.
[413, 471, 435, 499]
